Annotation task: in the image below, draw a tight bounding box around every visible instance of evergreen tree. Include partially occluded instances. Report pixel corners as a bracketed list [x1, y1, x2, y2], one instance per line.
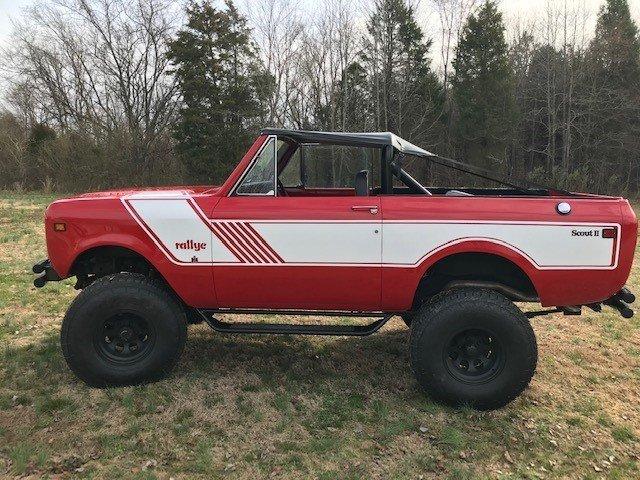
[25, 123, 57, 189]
[361, 0, 443, 146]
[451, 1, 516, 164]
[27, 123, 56, 157]
[589, 0, 640, 90]
[168, 0, 271, 181]
[333, 61, 370, 132]
[584, 0, 640, 192]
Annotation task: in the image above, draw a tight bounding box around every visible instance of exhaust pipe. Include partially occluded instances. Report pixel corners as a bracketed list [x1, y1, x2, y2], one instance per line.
[618, 287, 635, 305]
[604, 297, 633, 319]
[603, 291, 634, 319]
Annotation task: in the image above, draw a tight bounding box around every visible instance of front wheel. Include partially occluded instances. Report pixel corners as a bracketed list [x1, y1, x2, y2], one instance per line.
[410, 288, 537, 410]
[400, 312, 415, 327]
[61, 273, 187, 387]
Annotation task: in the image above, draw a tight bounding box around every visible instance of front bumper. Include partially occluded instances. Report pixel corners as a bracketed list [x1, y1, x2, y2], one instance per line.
[32, 259, 61, 288]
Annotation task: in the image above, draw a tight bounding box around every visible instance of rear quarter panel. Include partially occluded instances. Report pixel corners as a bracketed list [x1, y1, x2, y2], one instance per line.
[381, 196, 637, 309]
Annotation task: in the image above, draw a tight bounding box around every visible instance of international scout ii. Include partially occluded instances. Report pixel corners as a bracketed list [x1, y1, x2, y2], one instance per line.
[33, 129, 637, 409]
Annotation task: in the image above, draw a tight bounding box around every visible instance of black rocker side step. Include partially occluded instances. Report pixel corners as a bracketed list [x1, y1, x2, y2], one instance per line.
[198, 311, 393, 336]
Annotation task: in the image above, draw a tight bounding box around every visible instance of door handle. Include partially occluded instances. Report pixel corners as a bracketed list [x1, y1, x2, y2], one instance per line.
[351, 205, 379, 214]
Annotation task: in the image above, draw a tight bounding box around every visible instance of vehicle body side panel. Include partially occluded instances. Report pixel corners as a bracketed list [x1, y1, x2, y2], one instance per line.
[43, 131, 637, 312]
[209, 196, 383, 310]
[45, 196, 218, 308]
[46, 192, 636, 311]
[381, 196, 636, 308]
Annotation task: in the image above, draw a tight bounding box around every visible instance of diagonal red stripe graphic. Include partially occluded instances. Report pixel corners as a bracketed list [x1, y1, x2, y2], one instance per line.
[210, 222, 249, 263]
[186, 200, 247, 264]
[244, 223, 285, 263]
[214, 222, 257, 263]
[230, 222, 273, 263]
[235, 222, 280, 263]
[217, 222, 261, 263]
[225, 221, 270, 263]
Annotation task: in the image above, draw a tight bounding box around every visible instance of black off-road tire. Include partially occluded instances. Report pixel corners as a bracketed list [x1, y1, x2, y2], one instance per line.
[400, 312, 415, 327]
[410, 288, 537, 410]
[61, 273, 187, 387]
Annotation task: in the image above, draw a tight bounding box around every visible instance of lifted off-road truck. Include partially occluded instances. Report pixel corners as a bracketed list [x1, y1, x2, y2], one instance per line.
[34, 129, 637, 409]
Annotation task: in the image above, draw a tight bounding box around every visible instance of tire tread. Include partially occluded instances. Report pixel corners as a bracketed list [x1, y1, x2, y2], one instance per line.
[60, 273, 187, 387]
[409, 288, 537, 410]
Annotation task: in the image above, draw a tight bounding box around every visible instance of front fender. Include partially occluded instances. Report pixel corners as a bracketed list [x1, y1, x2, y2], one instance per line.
[45, 198, 170, 278]
[44, 198, 216, 308]
[63, 235, 167, 278]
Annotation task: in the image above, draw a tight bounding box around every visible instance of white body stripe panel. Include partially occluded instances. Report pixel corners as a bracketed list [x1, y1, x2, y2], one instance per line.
[383, 222, 617, 268]
[252, 222, 381, 264]
[124, 198, 237, 264]
[122, 195, 619, 269]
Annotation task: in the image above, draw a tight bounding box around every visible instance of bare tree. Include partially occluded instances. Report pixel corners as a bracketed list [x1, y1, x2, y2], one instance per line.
[431, 0, 479, 90]
[296, 0, 361, 129]
[244, 0, 304, 126]
[3, 0, 180, 174]
[528, 0, 591, 179]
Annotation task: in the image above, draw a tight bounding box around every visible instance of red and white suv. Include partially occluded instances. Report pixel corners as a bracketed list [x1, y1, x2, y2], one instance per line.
[34, 129, 637, 409]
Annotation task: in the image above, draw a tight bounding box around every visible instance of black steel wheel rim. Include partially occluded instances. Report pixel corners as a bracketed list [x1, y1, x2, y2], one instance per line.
[94, 312, 156, 364]
[444, 328, 505, 384]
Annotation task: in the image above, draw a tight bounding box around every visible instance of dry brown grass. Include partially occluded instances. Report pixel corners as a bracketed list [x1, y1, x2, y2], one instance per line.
[0, 192, 638, 479]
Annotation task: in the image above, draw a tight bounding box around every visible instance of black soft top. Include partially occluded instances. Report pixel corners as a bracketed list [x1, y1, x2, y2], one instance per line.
[261, 128, 432, 157]
[261, 128, 568, 194]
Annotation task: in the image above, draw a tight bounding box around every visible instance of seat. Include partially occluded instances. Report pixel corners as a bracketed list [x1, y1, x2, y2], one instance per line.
[445, 189, 474, 196]
[355, 170, 369, 196]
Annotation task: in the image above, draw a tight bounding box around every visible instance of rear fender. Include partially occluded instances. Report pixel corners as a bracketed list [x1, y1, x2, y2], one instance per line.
[382, 240, 541, 311]
[414, 239, 540, 282]
[384, 238, 630, 310]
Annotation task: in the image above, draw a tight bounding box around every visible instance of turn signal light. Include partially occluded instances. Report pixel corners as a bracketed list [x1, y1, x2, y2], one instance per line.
[602, 228, 616, 239]
[54, 222, 66, 232]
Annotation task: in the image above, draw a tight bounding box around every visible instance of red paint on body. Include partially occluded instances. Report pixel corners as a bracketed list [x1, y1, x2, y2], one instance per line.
[44, 135, 638, 312]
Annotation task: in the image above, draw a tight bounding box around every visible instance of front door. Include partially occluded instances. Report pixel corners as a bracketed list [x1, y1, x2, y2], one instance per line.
[209, 136, 382, 311]
[210, 196, 381, 311]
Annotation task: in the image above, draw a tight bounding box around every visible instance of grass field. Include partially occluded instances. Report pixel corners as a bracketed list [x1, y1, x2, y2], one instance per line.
[0, 192, 638, 479]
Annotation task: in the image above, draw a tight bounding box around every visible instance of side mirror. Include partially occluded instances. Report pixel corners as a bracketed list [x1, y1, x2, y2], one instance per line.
[355, 170, 370, 196]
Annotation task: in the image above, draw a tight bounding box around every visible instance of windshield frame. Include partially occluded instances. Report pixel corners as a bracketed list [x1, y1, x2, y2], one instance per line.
[232, 135, 279, 197]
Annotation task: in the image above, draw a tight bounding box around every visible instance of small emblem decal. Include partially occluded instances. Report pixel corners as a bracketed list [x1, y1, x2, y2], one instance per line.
[571, 229, 599, 237]
[175, 240, 207, 251]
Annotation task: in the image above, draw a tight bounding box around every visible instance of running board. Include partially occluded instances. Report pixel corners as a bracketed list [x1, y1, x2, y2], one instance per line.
[197, 311, 394, 336]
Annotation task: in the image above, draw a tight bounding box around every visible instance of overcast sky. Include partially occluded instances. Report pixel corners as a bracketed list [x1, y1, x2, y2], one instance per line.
[1, 0, 639, 61]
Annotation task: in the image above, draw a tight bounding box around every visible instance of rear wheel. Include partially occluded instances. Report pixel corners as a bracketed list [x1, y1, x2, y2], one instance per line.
[61, 273, 187, 387]
[410, 288, 537, 410]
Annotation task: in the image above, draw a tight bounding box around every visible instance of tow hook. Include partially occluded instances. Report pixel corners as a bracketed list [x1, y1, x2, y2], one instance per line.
[32, 259, 61, 288]
[601, 287, 635, 318]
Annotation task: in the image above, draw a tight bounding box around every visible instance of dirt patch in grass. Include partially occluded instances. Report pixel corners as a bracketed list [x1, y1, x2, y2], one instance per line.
[0, 192, 638, 479]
